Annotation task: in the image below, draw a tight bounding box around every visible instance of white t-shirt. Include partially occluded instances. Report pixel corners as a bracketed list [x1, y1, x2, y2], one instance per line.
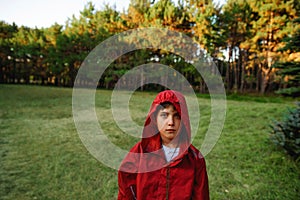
[162, 145, 180, 162]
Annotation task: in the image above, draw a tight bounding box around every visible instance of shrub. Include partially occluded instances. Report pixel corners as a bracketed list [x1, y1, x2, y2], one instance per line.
[270, 102, 300, 160]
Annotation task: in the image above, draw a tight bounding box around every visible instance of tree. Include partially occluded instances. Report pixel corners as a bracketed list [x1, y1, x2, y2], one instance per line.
[221, 0, 254, 93]
[120, 0, 153, 29]
[244, 0, 298, 94]
[273, 17, 300, 97]
[44, 23, 63, 85]
[0, 21, 18, 83]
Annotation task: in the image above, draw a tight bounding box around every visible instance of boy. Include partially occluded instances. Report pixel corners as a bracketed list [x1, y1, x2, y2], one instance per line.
[118, 90, 209, 200]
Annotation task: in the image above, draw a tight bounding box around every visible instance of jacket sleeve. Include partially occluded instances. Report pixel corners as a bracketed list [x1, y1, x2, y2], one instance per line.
[192, 154, 210, 200]
[117, 144, 140, 200]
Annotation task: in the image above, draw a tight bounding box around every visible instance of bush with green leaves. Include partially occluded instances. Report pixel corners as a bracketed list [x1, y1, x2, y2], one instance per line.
[270, 102, 300, 160]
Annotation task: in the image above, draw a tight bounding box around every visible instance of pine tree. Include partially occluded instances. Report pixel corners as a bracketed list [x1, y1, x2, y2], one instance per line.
[273, 17, 300, 97]
[0, 21, 18, 83]
[245, 0, 298, 94]
[222, 0, 253, 93]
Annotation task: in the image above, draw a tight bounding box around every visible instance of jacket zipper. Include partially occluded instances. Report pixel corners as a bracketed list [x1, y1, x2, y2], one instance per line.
[166, 167, 170, 200]
[130, 185, 137, 200]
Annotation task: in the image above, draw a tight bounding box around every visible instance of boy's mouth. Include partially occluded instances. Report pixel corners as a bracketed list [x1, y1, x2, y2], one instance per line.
[165, 129, 176, 132]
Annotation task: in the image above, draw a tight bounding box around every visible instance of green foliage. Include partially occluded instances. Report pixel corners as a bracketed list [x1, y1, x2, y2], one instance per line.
[275, 86, 300, 97]
[270, 102, 300, 160]
[273, 17, 300, 97]
[242, 0, 298, 94]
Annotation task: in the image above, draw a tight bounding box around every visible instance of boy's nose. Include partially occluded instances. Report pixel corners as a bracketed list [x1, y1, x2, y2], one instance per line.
[168, 117, 174, 126]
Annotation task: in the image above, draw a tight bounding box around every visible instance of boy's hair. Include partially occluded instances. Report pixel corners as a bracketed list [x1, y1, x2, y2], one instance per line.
[159, 101, 175, 109]
[154, 101, 178, 117]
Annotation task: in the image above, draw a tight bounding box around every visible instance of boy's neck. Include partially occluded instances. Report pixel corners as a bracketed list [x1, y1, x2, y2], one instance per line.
[162, 141, 179, 148]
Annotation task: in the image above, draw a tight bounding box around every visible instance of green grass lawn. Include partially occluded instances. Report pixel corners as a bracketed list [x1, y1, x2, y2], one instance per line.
[0, 85, 299, 199]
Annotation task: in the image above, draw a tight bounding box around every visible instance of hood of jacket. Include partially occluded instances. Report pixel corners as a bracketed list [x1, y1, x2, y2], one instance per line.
[141, 90, 191, 155]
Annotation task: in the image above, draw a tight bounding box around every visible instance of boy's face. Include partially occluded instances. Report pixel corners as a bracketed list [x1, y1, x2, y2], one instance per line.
[156, 104, 181, 145]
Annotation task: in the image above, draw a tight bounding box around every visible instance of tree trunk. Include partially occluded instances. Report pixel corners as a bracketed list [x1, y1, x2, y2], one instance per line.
[239, 50, 245, 93]
[225, 62, 230, 91]
[140, 67, 144, 91]
[256, 64, 261, 93]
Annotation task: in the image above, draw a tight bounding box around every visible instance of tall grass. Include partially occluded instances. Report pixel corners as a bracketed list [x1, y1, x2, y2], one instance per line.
[0, 85, 299, 199]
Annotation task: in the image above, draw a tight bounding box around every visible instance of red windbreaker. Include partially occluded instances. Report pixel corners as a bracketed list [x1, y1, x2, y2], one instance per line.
[118, 90, 209, 200]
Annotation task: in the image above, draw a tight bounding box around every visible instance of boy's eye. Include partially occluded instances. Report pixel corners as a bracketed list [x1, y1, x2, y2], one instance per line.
[174, 114, 181, 119]
[160, 113, 167, 118]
